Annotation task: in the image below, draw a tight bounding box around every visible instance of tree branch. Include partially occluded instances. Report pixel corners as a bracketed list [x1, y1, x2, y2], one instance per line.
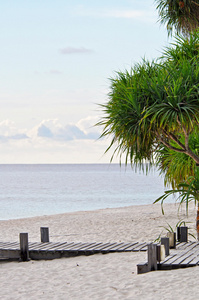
[156, 131, 186, 153]
[168, 132, 186, 151]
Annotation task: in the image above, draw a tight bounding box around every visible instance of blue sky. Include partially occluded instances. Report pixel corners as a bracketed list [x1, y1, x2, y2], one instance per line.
[0, 0, 171, 163]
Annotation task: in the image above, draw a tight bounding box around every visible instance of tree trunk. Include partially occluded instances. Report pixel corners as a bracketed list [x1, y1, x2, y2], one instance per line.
[197, 202, 199, 240]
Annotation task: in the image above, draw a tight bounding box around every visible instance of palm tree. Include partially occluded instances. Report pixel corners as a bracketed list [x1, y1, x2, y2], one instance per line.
[99, 31, 199, 172]
[99, 30, 199, 237]
[155, 0, 199, 36]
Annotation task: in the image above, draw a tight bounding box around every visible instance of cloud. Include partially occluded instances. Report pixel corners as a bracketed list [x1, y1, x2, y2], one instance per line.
[59, 47, 94, 55]
[0, 120, 28, 140]
[33, 118, 101, 141]
[37, 124, 53, 138]
[0, 118, 119, 163]
[0, 117, 101, 144]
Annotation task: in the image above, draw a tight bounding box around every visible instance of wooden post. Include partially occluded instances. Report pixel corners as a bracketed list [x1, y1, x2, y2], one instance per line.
[167, 232, 176, 248]
[177, 226, 181, 242]
[19, 233, 29, 261]
[180, 227, 188, 242]
[148, 243, 157, 271]
[161, 237, 169, 256]
[157, 244, 165, 262]
[40, 227, 49, 243]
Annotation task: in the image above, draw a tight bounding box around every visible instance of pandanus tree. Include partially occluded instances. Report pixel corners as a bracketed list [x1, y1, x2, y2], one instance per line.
[99, 31, 199, 236]
[99, 32, 199, 169]
[155, 0, 199, 36]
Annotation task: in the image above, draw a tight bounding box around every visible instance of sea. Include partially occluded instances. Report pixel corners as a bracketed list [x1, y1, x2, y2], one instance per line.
[0, 164, 172, 220]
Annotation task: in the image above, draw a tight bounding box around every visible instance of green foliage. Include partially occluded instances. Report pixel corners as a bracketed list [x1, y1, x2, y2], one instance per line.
[155, 0, 199, 36]
[156, 130, 199, 188]
[98, 30, 199, 186]
[154, 219, 196, 242]
[154, 167, 199, 214]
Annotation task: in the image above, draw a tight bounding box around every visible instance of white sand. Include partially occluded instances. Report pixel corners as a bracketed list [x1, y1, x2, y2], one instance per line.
[0, 203, 198, 300]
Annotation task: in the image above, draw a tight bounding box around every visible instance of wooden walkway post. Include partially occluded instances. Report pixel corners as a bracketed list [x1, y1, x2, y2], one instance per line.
[157, 244, 165, 262]
[179, 227, 188, 242]
[40, 227, 49, 243]
[167, 232, 176, 248]
[161, 237, 170, 256]
[177, 226, 181, 242]
[19, 233, 29, 261]
[148, 243, 157, 271]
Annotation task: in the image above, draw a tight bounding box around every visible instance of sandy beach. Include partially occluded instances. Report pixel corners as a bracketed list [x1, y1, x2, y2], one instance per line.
[0, 202, 199, 299]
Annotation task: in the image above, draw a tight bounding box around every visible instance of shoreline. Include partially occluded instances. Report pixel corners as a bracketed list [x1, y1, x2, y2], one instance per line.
[0, 202, 198, 299]
[0, 202, 196, 243]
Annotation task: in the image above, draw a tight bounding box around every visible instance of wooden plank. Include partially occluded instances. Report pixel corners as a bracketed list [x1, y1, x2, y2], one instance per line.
[0, 242, 20, 249]
[40, 227, 49, 243]
[160, 253, 177, 265]
[177, 242, 197, 251]
[179, 253, 199, 265]
[171, 252, 195, 265]
[51, 242, 75, 250]
[187, 255, 199, 265]
[28, 242, 53, 250]
[148, 244, 157, 271]
[121, 242, 145, 252]
[140, 245, 148, 251]
[75, 243, 100, 251]
[137, 262, 148, 274]
[130, 242, 148, 251]
[180, 227, 188, 242]
[33, 242, 64, 251]
[103, 242, 125, 251]
[116, 242, 138, 252]
[86, 243, 111, 251]
[72, 243, 98, 251]
[42, 242, 70, 251]
[161, 237, 169, 256]
[176, 242, 187, 250]
[89, 243, 114, 251]
[20, 233, 29, 261]
[61, 243, 86, 250]
[28, 242, 45, 249]
[0, 249, 20, 259]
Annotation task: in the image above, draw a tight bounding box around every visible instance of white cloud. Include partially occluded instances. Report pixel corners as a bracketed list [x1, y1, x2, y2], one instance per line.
[0, 120, 28, 140]
[28, 117, 102, 141]
[0, 117, 113, 163]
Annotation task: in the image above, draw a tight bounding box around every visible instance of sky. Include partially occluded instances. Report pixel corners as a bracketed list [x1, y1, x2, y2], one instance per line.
[0, 0, 171, 163]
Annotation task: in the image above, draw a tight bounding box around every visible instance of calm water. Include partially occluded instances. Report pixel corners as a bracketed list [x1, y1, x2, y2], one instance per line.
[0, 164, 170, 220]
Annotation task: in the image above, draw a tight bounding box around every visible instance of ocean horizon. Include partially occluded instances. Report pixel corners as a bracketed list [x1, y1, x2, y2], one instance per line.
[0, 163, 172, 220]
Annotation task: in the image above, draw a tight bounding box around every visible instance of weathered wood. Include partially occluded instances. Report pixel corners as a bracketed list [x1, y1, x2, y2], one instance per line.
[148, 243, 157, 271]
[157, 245, 165, 262]
[180, 227, 188, 243]
[0, 249, 20, 259]
[161, 237, 170, 256]
[19, 233, 29, 261]
[116, 242, 138, 251]
[167, 232, 176, 248]
[137, 262, 148, 274]
[40, 227, 49, 243]
[177, 227, 181, 241]
[129, 242, 148, 252]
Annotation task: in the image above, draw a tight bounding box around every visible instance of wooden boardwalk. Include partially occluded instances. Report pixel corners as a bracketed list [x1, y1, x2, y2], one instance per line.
[158, 242, 199, 270]
[137, 241, 199, 273]
[2, 237, 199, 272]
[0, 241, 148, 260]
